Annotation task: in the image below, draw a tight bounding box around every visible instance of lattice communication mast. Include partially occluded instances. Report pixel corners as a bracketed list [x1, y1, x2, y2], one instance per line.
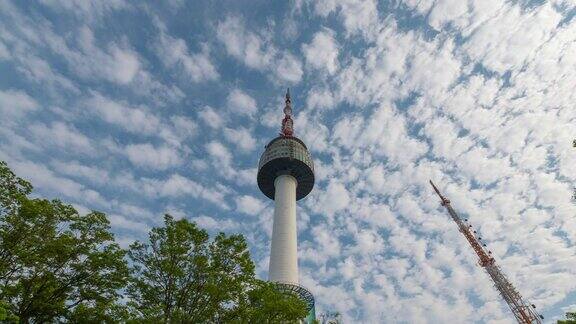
[429, 180, 544, 324]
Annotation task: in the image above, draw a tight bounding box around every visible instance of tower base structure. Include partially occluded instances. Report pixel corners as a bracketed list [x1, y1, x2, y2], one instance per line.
[275, 282, 316, 323]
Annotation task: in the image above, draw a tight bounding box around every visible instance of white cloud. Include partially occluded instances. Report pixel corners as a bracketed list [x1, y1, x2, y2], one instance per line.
[108, 213, 150, 233]
[4, 15, 139, 86]
[158, 173, 202, 197]
[306, 86, 335, 110]
[170, 116, 198, 139]
[204, 141, 234, 179]
[426, 0, 471, 31]
[198, 106, 224, 129]
[311, 180, 350, 218]
[0, 3, 81, 94]
[294, 112, 330, 153]
[109, 46, 140, 84]
[0, 89, 38, 119]
[260, 95, 285, 128]
[404, 39, 461, 98]
[312, 0, 380, 39]
[10, 160, 106, 207]
[216, 15, 303, 83]
[191, 214, 239, 231]
[114, 200, 156, 221]
[38, 0, 128, 20]
[0, 4, 184, 108]
[332, 105, 428, 165]
[29, 122, 95, 155]
[461, 2, 562, 73]
[216, 15, 275, 70]
[2, 13, 140, 87]
[227, 88, 257, 116]
[274, 52, 304, 83]
[311, 224, 341, 260]
[73, 26, 141, 84]
[302, 29, 339, 74]
[125, 143, 182, 170]
[130, 70, 185, 107]
[456, 147, 512, 185]
[0, 40, 10, 60]
[204, 141, 254, 187]
[50, 160, 110, 186]
[158, 174, 229, 208]
[236, 168, 257, 186]
[205, 141, 232, 165]
[87, 92, 161, 135]
[223, 127, 257, 152]
[235, 195, 266, 216]
[154, 22, 219, 82]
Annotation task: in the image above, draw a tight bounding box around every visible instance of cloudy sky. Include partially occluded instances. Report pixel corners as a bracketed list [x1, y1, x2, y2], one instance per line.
[1, 0, 575, 322]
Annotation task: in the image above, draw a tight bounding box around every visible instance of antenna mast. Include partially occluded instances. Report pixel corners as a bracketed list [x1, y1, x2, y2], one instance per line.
[429, 180, 543, 324]
[281, 88, 294, 137]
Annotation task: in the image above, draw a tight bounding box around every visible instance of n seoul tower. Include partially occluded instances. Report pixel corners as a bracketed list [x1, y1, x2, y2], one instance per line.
[257, 90, 316, 320]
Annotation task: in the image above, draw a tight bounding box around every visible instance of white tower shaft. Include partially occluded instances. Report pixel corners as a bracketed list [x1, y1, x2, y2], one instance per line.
[268, 174, 299, 284]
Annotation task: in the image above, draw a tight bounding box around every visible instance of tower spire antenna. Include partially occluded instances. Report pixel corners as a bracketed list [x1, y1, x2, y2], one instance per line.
[429, 180, 543, 324]
[281, 88, 294, 137]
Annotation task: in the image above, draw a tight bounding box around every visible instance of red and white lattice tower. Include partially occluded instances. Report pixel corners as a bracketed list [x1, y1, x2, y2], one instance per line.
[429, 180, 544, 324]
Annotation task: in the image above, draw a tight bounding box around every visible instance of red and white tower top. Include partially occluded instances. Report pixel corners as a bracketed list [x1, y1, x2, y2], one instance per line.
[281, 89, 294, 137]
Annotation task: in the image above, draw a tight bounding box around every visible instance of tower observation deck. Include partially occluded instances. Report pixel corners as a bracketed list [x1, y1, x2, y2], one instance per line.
[257, 90, 315, 322]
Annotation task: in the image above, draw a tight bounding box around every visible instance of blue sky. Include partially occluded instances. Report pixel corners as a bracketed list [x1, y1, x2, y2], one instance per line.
[1, 0, 575, 322]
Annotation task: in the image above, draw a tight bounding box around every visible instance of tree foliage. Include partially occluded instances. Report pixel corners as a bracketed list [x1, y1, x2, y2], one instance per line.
[0, 161, 129, 322]
[126, 215, 308, 323]
[235, 281, 309, 323]
[0, 160, 309, 323]
[558, 311, 576, 324]
[126, 214, 251, 322]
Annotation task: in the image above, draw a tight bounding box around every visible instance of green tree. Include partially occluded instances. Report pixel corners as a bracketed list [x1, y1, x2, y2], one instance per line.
[558, 311, 576, 324]
[127, 215, 308, 323]
[0, 161, 32, 216]
[0, 299, 18, 323]
[0, 161, 129, 322]
[233, 281, 308, 323]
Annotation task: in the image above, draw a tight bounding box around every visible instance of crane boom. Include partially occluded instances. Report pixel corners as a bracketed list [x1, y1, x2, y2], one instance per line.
[429, 180, 543, 324]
